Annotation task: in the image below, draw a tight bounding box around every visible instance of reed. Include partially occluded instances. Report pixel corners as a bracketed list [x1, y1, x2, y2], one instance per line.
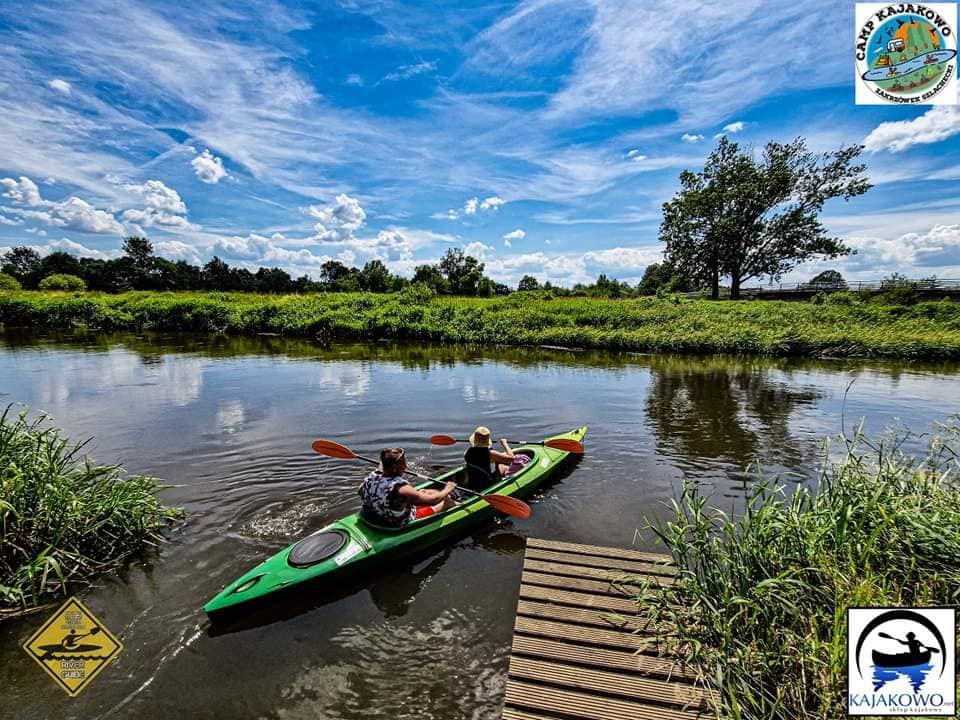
[642, 421, 960, 719]
[0, 406, 182, 614]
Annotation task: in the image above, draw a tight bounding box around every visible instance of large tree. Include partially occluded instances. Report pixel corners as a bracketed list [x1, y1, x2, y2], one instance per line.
[660, 137, 871, 299]
[439, 248, 485, 296]
[1, 246, 41, 284]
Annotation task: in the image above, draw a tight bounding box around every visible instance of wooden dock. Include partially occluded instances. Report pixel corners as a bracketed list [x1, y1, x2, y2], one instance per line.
[501, 538, 713, 720]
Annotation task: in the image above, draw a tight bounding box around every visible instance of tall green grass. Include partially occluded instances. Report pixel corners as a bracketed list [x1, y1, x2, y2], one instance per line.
[1, 290, 960, 358]
[643, 421, 960, 719]
[0, 406, 182, 615]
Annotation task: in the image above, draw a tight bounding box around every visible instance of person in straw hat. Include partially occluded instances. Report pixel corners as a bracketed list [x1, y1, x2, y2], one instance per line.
[463, 426, 516, 490]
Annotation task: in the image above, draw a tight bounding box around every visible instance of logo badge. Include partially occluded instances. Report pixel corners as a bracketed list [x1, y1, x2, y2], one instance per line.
[22, 597, 123, 697]
[848, 607, 956, 715]
[856, 3, 958, 104]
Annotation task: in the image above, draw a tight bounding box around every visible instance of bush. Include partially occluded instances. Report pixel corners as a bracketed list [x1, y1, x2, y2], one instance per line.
[0, 273, 21, 290]
[0, 406, 183, 610]
[38, 273, 86, 291]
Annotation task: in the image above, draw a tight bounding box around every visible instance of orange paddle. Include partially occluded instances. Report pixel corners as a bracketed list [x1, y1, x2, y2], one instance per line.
[429, 434, 584, 454]
[311, 439, 531, 519]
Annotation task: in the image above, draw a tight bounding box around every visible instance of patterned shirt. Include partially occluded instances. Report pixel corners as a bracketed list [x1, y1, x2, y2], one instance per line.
[359, 471, 416, 527]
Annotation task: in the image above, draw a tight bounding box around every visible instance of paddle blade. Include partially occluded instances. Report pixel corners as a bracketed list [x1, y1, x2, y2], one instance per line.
[481, 493, 531, 519]
[311, 439, 358, 459]
[544, 438, 585, 454]
[429, 434, 458, 446]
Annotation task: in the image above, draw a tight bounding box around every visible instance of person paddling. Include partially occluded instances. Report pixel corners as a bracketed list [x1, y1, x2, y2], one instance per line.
[463, 426, 517, 490]
[359, 448, 457, 527]
[895, 631, 925, 656]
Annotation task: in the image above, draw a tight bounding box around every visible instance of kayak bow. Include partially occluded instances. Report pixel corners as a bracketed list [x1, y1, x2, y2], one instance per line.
[203, 426, 586, 621]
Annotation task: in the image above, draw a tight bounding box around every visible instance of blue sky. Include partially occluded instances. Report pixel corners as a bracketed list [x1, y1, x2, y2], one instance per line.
[1, 0, 959, 287]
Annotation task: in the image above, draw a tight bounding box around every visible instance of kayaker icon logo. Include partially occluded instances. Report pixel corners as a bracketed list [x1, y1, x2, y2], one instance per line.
[22, 597, 123, 697]
[848, 607, 955, 715]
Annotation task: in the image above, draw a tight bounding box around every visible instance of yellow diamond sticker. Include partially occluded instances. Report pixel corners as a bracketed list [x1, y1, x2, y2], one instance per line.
[22, 597, 123, 697]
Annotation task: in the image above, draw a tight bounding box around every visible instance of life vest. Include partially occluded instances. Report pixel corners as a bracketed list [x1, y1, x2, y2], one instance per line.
[359, 471, 414, 527]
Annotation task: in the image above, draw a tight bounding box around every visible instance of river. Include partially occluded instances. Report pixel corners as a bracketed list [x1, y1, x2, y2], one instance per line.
[1, 331, 958, 719]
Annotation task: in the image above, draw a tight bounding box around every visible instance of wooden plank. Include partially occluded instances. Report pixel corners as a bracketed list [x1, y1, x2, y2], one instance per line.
[524, 558, 676, 586]
[519, 584, 642, 614]
[501, 710, 559, 720]
[504, 681, 703, 720]
[508, 656, 711, 709]
[514, 616, 672, 654]
[525, 548, 677, 577]
[510, 635, 700, 682]
[522, 570, 671, 596]
[527, 538, 674, 566]
[516, 600, 669, 633]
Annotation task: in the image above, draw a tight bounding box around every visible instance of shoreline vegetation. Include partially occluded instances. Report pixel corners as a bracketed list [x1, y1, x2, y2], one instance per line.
[1, 288, 960, 359]
[0, 406, 182, 617]
[642, 420, 960, 719]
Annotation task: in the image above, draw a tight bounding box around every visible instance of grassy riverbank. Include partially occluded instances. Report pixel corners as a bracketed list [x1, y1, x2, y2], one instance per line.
[1, 289, 960, 358]
[0, 407, 182, 616]
[643, 421, 960, 719]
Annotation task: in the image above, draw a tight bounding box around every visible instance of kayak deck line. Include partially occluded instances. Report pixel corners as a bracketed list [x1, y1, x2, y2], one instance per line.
[204, 427, 587, 621]
[501, 537, 715, 720]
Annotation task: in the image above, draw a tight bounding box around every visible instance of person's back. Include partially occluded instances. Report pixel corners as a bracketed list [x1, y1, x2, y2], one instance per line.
[359, 447, 457, 527]
[464, 444, 493, 489]
[359, 464, 414, 527]
[463, 426, 515, 490]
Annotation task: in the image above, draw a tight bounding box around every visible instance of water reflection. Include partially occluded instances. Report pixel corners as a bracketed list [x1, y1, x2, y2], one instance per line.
[873, 663, 934, 693]
[645, 356, 822, 486]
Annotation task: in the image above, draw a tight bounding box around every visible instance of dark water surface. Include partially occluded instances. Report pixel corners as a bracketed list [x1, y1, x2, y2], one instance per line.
[1, 331, 958, 719]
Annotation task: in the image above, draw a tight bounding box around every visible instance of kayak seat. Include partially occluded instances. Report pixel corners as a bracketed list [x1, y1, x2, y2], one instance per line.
[287, 530, 349, 568]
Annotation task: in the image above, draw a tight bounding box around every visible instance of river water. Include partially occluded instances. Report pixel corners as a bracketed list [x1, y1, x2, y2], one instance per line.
[1, 331, 958, 719]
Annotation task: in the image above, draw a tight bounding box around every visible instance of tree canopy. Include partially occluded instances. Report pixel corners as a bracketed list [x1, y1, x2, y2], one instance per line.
[660, 137, 871, 299]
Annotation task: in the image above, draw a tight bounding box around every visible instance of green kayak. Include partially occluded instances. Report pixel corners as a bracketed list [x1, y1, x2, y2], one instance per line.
[204, 427, 587, 621]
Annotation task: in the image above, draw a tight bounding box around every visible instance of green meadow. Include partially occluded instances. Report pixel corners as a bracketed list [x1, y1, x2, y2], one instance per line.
[2, 288, 960, 359]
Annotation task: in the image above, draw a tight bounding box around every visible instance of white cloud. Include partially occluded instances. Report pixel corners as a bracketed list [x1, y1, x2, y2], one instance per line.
[625, 149, 646, 161]
[864, 106, 960, 153]
[459, 195, 503, 217]
[0, 237, 119, 261]
[345, 74, 364, 86]
[191, 149, 228, 184]
[464, 241, 494, 260]
[154, 239, 202, 264]
[121, 207, 196, 230]
[308, 193, 366, 242]
[480, 195, 504, 210]
[431, 209, 460, 220]
[482, 245, 663, 287]
[503, 228, 526, 241]
[504, 238, 512, 248]
[13, 196, 125, 235]
[722, 121, 745, 133]
[213, 232, 332, 269]
[124, 179, 187, 214]
[681, 133, 704, 143]
[0, 215, 22, 226]
[1, 176, 43, 206]
[383, 60, 436, 82]
[48, 79, 71, 94]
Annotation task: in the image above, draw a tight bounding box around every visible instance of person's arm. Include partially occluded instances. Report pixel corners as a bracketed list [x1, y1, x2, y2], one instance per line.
[490, 439, 515, 463]
[396, 481, 456, 507]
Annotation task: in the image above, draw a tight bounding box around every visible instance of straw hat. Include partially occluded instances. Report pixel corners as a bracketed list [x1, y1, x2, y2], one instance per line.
[469, 426, 491, 447]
